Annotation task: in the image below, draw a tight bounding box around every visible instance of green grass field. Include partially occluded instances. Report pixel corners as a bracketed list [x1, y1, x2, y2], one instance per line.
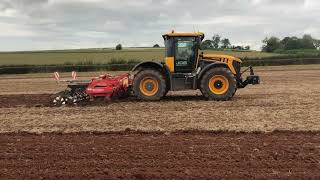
[0, 48, 282, 66]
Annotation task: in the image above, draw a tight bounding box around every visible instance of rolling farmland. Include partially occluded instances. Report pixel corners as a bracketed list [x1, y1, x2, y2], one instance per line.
[0, 48, 281, 65]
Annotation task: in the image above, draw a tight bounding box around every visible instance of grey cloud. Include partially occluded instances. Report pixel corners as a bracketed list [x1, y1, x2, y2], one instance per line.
[3, 0, 49, 7]
[0, 0, 318, 51]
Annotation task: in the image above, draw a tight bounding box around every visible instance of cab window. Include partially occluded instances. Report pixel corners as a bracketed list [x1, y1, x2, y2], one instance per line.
[174, 37, 196, 73]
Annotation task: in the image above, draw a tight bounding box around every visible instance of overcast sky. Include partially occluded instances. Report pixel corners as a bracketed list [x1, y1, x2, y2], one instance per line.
[0, 0, 319, 51]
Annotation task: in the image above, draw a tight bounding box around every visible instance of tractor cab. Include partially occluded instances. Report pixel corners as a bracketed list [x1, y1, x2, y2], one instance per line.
[162, 31, 204, 73]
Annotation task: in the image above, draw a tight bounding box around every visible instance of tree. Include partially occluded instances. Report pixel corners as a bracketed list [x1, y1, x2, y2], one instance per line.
[244, 45, 250, 50]
[153, 44, 160, 48]
[115, 44, 122, 50]
[212, 34, 221, 49]
[220, 38, 231, 49]
[262, 37, 281, 52]
[301, 34, 316, 49]
[281, 36, 299, 50]
[201, 39, 213, 49]
[234, 46, 244, 50]
[264, 35, 318, 52]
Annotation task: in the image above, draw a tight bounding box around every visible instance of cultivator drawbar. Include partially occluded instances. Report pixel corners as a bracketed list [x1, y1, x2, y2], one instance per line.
[52, 72, 131, 106]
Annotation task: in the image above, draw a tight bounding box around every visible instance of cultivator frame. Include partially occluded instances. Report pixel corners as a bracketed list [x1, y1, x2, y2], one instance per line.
[52, 72, 131, 106]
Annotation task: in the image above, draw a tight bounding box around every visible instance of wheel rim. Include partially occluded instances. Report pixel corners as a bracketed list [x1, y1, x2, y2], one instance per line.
[208, 75, 229, 95]
[140, 77, 159, 96]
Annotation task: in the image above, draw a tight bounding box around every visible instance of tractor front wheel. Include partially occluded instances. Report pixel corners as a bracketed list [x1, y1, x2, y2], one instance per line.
[133, 69, 166, 100]
[200, 67, 237, 101]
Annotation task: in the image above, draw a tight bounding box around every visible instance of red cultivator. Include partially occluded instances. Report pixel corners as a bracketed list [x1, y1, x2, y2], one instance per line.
[52, 72, 131, 106]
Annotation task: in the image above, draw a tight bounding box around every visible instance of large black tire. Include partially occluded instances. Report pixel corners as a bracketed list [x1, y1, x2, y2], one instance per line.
[133, 69, 166, 100]
[200, 67, 237, 101]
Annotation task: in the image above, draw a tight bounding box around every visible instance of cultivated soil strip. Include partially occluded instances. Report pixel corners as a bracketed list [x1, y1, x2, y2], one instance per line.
[0, 131, 319, 179]
[0, 90, 319, 133]
[0, 94, 52, 107]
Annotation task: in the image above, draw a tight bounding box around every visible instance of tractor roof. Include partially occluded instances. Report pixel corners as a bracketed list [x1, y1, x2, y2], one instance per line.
[162, 31, 204, 40]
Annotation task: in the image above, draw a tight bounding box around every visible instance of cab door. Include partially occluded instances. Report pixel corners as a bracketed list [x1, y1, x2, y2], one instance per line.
[174, 37, 197, 73]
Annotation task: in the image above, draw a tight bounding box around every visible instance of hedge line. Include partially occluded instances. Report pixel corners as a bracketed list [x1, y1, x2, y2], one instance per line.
[1, 58, 320, 74]
[242, 54, 320, 60]
[0, 64, 137, 74]
[242, 58, 320, 66]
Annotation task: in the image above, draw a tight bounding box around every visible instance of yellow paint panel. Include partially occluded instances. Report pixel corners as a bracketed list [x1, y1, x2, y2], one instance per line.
[202, 54, 242, 63]
[227, 60, 237, 74]
[165, 57, 174, 72]
[201, 59, 237, 75]
[201, 53, 243, 75]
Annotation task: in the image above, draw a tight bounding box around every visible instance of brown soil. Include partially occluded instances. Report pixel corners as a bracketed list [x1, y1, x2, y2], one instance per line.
[0, 94, 52, 107]
[0, 93, 206, 108]
[0, 131, 319, 179]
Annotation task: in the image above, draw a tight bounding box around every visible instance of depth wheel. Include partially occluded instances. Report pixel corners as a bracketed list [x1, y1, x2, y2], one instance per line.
[133, 69, 166, 100]
[200, 67, 236, 101]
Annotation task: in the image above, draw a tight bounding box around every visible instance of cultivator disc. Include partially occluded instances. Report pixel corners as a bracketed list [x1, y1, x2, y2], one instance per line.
[72, 93, 90, 105]
[52, 95, 70, 106]
[52, 89, 89, 107]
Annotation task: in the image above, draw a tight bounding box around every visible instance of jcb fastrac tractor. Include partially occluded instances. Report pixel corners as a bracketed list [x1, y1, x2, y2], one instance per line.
[52, 31, 260, 106]
[131, 31, 260, 101]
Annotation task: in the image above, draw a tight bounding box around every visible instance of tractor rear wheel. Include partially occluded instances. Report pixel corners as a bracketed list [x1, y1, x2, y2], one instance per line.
[133, 69, 166, 100]
[200, 67, 236, 101]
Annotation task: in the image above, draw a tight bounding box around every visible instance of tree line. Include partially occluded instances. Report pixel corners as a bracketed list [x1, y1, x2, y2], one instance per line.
[201, 34, 250, 50]
[115, 34, 320, 53]
[261, 35, 320, 52]
[115, 35, 250, 50]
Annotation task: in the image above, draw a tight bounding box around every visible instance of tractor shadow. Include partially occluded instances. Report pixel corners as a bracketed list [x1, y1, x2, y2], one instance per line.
[162, 95, 206, 101]
[110, 95, 207, 103]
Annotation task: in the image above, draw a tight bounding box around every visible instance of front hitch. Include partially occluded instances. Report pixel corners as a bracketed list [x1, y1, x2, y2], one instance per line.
[237, 66, 260, 88]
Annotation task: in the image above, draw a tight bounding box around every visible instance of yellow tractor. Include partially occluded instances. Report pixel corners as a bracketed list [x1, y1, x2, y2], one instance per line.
[132, 31, 260, 101]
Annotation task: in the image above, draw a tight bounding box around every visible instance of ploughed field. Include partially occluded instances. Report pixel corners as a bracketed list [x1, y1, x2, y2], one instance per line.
[1, 131, 319, 179]
[0, 65, 319, 178]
